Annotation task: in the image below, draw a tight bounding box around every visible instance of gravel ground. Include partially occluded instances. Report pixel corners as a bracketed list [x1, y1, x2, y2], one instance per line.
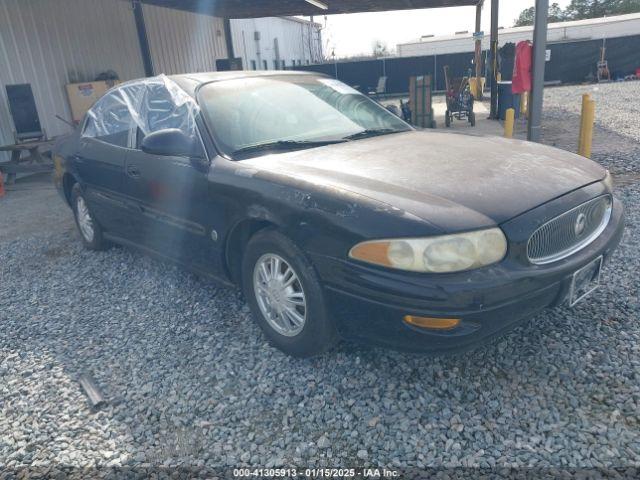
[541, 81, 640, 176]
[1, 81, 639, 477]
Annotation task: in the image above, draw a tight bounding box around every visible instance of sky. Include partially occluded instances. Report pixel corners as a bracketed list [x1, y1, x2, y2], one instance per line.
[318, 0, 572, 58]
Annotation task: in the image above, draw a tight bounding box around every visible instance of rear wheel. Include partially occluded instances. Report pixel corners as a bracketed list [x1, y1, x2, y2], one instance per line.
[71, 184, 108, 251]
[469, 112, 476, 126]
[242, 229, 338, 357]
[445, 110, 451, 127]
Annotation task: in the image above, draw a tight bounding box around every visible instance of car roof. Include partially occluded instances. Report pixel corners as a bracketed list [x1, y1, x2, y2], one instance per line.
[168, 70, 327, 97]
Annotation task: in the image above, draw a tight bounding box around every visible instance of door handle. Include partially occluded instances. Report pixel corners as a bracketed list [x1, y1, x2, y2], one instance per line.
[126, 164, 141, 178]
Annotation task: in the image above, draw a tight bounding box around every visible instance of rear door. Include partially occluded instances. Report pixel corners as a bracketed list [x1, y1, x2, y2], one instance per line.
[122, 82, 221, 272]
[73, 90, 134, 236]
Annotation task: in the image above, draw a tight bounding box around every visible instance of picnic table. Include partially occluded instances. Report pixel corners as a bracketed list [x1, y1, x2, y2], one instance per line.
[0, 138, 56, 184]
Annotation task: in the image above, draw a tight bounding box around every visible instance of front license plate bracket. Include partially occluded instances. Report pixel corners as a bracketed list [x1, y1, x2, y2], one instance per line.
[569, 256, 603, 307]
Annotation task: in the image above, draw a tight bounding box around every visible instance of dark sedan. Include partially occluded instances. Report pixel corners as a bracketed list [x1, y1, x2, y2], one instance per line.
[53, 72, 624, 357]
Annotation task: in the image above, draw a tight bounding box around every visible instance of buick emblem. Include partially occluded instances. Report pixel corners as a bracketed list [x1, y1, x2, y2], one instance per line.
[574, 213, 587, 236]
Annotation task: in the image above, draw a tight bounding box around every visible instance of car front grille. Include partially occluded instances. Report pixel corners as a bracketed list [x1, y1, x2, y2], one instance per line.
[527, 195, 612, 264]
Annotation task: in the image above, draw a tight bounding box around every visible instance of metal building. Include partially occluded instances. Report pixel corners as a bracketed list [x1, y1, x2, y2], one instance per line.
[397, 12, 640, 57]
[0, 0, 229, 157]
[231, 17, 323, 71]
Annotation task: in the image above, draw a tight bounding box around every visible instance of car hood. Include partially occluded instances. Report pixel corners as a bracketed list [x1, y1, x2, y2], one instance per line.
[241, 131, 605, 231]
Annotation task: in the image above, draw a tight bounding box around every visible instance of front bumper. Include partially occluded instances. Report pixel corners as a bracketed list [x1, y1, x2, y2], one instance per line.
[311, 191, 625, 353]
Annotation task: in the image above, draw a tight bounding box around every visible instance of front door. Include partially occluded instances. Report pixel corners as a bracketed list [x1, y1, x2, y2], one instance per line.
[74, 93, 134, 237]
[119, 80, 222, 273]
[123, 143, 216, 270]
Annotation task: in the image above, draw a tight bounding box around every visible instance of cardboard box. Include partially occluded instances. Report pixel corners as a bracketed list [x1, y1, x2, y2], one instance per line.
[469, 76, 486, 99]
[65, 80, 119, 124]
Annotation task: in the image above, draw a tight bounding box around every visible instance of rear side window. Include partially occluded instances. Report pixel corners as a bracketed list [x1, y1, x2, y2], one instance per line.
[83, 92, 132, 147]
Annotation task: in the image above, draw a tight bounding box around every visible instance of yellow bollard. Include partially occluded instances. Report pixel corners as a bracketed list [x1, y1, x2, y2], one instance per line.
[520, 92, 528, 119]
[578, 93, 591, 155]
[579, 98, 596, 158]
[504, 108, 515, 138]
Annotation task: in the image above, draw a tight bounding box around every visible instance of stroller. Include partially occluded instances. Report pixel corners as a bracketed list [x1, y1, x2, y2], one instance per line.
[443, 66, 475, 127]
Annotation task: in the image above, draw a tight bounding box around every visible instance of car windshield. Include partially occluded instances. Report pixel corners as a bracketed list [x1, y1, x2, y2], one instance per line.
[197, 75, 411, 158]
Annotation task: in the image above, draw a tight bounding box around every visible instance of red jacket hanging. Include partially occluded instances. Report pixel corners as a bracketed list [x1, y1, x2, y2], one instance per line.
[512, 40, 532, 94]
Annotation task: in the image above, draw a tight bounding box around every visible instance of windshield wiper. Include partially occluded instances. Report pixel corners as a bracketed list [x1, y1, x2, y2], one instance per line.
[342, 128, 404, 140]
[232, 139, 346, 156]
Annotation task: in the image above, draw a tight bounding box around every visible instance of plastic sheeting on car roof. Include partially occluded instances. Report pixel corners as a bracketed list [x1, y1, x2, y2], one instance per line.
[83, 74, 200, 141]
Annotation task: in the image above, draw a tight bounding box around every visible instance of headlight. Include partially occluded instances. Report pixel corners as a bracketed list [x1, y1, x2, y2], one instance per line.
[349, 228, 507, 273]
[603, 170, 614, 192]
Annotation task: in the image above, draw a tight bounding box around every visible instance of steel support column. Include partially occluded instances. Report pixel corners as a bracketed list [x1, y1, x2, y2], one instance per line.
[527, 0, 549, 142]
[489, 0, 499, 118]
[132, 0, 154, 77]
[223, 18, 235, 58]
[474, 2, 483, 100]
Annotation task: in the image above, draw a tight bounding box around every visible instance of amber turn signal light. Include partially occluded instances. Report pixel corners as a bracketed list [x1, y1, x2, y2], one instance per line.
[349, 241, 392, 267]
[403, 315, 460, 330]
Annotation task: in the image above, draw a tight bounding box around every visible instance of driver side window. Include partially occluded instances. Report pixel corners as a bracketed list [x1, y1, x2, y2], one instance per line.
[133, 84, 203, 157]
[84, 77, 205, 157]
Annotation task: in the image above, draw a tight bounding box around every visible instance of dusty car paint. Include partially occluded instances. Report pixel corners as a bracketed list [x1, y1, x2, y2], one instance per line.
[239, 130, 606, 230]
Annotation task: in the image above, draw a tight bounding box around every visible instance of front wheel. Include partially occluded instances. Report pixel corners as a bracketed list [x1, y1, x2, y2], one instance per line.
[242, 229, 338, 357]
[445, 111, 451, 127]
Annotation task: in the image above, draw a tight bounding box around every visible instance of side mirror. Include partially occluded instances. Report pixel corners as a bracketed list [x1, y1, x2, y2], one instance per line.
[140, 128, 202, 158]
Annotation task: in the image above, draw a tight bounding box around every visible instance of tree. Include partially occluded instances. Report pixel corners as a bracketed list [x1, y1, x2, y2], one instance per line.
[514, 6, 535, 26]
[514, 3, 565, 26]
[565, 0, 606, 18]
[549, 3, 566, 21]
[565, 0, 640, 19]
[618, 0, 640, 14]
[513, 0, 640, 26]
[372, 39, 389, 57]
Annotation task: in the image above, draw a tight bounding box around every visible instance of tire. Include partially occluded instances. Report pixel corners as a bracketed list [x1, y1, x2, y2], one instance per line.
[445, 111, 451, 127]
[242, 229, 338, 357]
[71, 184, 109, 251]
[469, 112, 476, 127]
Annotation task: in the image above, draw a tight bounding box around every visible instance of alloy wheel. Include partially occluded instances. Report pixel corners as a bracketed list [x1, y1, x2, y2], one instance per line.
[253, 253, 307, 337]
[76, 196, 95, 242]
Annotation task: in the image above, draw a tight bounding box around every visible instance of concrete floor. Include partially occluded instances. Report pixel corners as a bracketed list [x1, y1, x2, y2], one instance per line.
[0, 172, 73, 242]
[383, 93, 529, 139]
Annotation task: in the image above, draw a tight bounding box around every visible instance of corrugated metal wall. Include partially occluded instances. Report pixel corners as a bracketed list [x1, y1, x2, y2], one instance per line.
[142, 3, 227, 75]
[0, 0, 144, 154]
[231, 17, 323, 70]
